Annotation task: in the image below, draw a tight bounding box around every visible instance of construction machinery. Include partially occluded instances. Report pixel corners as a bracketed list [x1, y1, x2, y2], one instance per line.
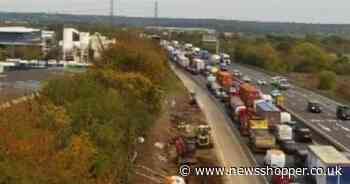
[195, 125, 213, 148]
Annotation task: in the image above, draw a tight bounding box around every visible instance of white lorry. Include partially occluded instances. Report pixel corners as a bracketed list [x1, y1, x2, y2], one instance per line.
[264, 149, 286, 168]
[220, 53, 231, 65]
[193, 58, 205, 73]
[276, 124, 293, 141]
[307, 145, 350, 184]
[210, 54, 221, 65]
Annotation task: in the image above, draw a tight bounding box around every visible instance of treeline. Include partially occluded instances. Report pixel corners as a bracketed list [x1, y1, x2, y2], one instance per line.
[232, 36, 350, 101]
[235, 36, 350, 75]
[3, 12, 350, 35]
[0, 34, 171, 183]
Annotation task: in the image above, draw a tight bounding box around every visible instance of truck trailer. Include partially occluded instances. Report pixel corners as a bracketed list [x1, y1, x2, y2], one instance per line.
[255, 101, 281, 130]
[307, 145, 350, 184]
[239, 83, 261, 108]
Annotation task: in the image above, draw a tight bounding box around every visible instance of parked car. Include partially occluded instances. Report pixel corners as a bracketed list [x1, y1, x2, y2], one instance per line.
[307, 101, 322, 113]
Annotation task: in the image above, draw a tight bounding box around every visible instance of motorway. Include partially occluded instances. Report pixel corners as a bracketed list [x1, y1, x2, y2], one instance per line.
[172, 64, 266, 184]
[229, 62, 350, 152]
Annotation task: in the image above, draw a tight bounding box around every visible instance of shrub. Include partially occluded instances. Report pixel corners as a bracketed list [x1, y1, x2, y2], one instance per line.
[318, 70, 337, 90]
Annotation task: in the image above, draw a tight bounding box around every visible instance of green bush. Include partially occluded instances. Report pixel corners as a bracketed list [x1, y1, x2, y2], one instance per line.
[318, 70, 337, 90]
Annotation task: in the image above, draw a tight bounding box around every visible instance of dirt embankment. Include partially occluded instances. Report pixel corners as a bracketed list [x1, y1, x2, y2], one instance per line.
[133, 83, 223, 184]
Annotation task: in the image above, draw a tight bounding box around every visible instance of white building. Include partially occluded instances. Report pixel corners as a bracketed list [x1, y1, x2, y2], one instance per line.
[61, 28, 115, 63]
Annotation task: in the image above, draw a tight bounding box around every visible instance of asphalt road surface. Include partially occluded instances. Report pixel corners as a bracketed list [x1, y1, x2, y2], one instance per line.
[0, 68, 65, 103]
[172, 64, 266, 184]
[229, 62, 350, 152]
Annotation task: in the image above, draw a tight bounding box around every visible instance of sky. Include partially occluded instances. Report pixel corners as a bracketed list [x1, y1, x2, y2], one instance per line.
[0, 0, 349, 24]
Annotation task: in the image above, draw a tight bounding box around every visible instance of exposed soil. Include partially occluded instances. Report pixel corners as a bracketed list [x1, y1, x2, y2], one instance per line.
[133, 85, 223, 184]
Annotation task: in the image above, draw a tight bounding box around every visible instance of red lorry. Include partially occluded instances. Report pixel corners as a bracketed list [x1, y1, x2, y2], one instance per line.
[217, 71, 233, 92]
[239, 83, 261, 108]
[229, 96, 247, 123]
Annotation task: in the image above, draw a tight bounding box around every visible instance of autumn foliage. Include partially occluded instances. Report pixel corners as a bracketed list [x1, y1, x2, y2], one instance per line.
[0, 34, 170, 183]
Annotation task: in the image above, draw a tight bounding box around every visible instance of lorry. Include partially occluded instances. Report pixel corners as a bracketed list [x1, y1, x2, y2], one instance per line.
[220, 53, 231, 65]
[184, 43, 193, 51]
[250, 129, 276, 152]
[177, 54, 190, 68]
[248, 117, 276, 152]
[264, 149, 286, 168]
[188, 58, 205, 74]
[280, 112, 292, 124]
[216, 71, 233, 92]
[307, 145, 350, 184]
[255, 101, 281, 130]
[337, 105, 350, 120]
[239, 83, 261, 108]
[199, 50, 210, 60]
[270, 90, 285, 107]
[229, 96, 247, 123]
[275, 124, 293, 142]
[193, 58, 205, 74]
[210, 54, 221, 65]
[206, 74, 217, 89]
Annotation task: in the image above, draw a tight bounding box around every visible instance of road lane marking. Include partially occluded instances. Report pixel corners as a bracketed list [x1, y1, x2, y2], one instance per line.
[318, 123, 331, 132]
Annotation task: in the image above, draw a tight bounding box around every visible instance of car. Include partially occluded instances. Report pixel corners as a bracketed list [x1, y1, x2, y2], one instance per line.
[294, 148, 308, 168]
[337, 105, 350, 120]
[280, 140, 298, 154]
[234, 72, 242, 77]
[242, 75, 252, 83]
[307, 101, 322, 113]
[257, 79, 267, 85]
[278, 79, 291, 90]
[294, 127, 312, 143]
[270, 90, 282, 98]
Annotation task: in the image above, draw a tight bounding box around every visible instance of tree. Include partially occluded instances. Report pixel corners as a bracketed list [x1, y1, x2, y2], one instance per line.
[318, 70, 337, 90]
[289, 42, 333, 73]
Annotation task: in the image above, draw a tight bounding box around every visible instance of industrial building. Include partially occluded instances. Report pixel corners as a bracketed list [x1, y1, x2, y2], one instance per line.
[0, 27, 55, 56]
[60, 28, 115, 63]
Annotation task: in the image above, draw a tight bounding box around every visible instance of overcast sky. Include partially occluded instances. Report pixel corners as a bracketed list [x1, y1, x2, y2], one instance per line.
[0, 0, 349, 24]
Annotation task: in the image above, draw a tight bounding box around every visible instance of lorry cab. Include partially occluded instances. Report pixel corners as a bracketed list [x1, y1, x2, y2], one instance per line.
[294, 127, 312, 143]
[337, 105, 350, 120]
[264, 149, 286, 168]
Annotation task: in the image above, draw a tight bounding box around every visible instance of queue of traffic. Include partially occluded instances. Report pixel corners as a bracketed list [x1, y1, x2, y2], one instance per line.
[161, 40, 350, 184]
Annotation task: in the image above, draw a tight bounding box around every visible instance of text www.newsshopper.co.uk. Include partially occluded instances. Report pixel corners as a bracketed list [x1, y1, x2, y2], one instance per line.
[179, 165, 343, 177]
